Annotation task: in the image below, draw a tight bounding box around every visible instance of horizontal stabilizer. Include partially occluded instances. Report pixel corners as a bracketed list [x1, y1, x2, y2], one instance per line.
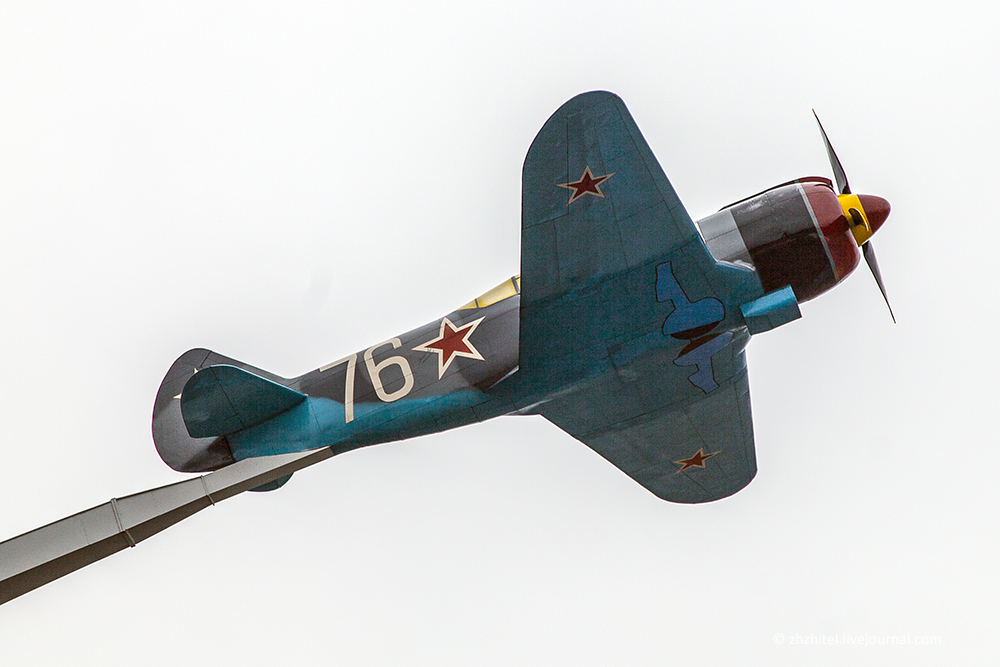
[181, 365, 307, 438]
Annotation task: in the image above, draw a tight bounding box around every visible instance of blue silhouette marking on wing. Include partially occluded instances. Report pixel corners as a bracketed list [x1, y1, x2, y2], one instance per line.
[655, 261, 725, 338]
[673, 331, 734, 393]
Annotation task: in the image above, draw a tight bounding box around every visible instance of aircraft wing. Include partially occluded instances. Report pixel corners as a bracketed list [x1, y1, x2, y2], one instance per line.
[520, 90, 707, 304]
[518, 90, 761, 388]
[539, 331, 756, 503]
[518, 92, 764, 502]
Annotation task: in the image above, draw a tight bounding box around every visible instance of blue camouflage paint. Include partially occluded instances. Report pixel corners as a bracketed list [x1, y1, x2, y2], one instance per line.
[227, 391, 491, 460]
[181, 365, 307, 438]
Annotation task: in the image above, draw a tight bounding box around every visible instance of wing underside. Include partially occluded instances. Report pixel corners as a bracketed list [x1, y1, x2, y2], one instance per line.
[518, 91, 762, 502]
[540, 341, 755, 503]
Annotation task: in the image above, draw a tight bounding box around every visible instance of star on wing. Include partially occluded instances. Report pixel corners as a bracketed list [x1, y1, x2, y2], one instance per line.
[557, 166, 615, 204]
[413, 316, 486, 379]
[673, 447, 718, 472]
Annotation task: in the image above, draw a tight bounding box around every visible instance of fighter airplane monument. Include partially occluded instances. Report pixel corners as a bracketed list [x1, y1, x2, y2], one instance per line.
[0, 91, 892, 605]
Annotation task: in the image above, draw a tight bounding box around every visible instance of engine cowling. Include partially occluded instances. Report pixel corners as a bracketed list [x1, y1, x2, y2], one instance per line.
[697, 177, 888, 303]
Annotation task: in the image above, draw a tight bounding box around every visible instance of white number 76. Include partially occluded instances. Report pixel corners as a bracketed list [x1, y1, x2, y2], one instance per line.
[319, 353, 357, 423]
[319, 339, 415, 424]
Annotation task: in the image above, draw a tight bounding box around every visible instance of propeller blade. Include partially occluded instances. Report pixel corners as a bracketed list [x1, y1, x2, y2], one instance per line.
[812, 110, 851, 195]
[862, 241, 895, 323]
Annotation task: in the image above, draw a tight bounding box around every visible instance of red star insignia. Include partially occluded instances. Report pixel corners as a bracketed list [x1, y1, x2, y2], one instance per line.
[413, 316, 486, 379]
[557, 166, 615, 204]
[673, 447, 718, 472]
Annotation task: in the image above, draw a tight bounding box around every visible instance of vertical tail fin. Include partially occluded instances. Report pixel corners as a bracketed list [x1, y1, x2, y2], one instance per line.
[151, 349, 290, 473]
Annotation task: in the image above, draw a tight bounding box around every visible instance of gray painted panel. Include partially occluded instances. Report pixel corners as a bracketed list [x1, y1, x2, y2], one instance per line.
[0, 448, 333, 604]
[696, 209, 753, 266]
[0, 504, 118, 579]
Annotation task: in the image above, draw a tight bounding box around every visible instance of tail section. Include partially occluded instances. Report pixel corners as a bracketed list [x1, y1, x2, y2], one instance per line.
[181, 365, 306, 438]
[152, 349, 294, 474]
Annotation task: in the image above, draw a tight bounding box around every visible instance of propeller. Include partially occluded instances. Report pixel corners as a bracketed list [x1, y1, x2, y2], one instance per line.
[812, 110, 851, 196]
[863, 241, 895, 324]
[812, 110, 894, 322]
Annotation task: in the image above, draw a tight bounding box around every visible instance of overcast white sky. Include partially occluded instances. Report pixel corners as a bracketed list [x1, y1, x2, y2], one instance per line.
[1, 1, 997, 664]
